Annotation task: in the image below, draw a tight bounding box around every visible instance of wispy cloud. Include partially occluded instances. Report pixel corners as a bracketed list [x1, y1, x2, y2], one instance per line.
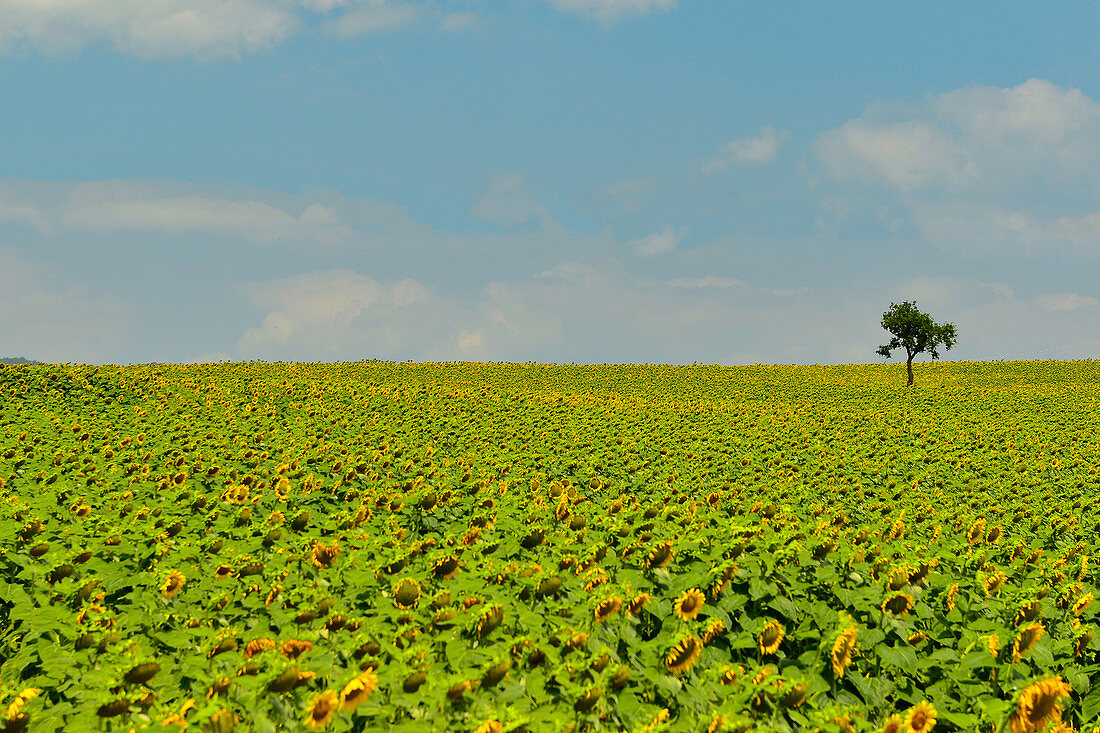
[625, 225, 686, 256]
[702, 125, 790, 173]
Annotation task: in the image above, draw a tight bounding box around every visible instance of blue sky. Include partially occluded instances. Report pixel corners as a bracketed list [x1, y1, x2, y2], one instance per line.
[2, 1, 1099, 364]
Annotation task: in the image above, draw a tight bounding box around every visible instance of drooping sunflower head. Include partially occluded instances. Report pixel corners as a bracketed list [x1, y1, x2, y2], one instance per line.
[1009, 677, 1071, 733]
[161, 571, 186, 599]
[593, 597, 622, 623]
[674, 588, 706, 621]
[626, 592, 651, 616]
[830, 626, 858, 678]
[702, 619, 726, 645]
[311, 543, 341, 569]
[1013, 622, 1046, 662]
[393, 578, 422, 610]
[759, 619, 785, 655]
[279, 639, 314, 660]
[983, 571, 1008, 596]
[645, 541, 674, 569]
[882, 593, 914, 617]
[339, 670, 378, 713]
[243, 638, 276, 660]
[944, 584, 960, 611]
[1072, 593, 1093, 617]
[432, 556, 461, 580]
[665, 635, 702, 676]
[904, 701, 936, 733]
[476, 605, 505, 638]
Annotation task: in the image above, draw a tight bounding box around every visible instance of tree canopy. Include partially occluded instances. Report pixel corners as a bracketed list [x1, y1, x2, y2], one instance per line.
[876, 301, 957, 385]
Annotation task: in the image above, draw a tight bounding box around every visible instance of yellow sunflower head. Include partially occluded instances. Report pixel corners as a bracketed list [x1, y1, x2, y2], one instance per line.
[881, 714, 904, 733]
[831, 626, 858, 678]
[674, 588, 706, 621]
[645, 541, 674, 569]
[759, 619, 785, 655]
[304, 690, 338, 730]
[1013, 622, 1046, 662]
[626, 592, 651, 616]
[1009, 677, 1071, 733]
[593, 597, 622, 623]
[161, 571, 186, 599]
[665, 635, 702, 676]
[339, 670, 378, 712]
[882, 593, 914, 617]
[904, 701, 936, 733]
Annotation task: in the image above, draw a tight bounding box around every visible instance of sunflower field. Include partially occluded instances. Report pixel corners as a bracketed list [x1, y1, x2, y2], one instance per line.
[1, 360, 1099, 732]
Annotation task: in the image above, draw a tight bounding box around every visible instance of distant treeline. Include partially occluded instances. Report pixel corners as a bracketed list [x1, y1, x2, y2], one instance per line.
[0, 357, 40, 365]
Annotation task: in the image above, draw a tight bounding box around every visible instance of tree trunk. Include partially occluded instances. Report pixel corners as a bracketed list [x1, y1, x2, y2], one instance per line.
[906, 354, 914, 386]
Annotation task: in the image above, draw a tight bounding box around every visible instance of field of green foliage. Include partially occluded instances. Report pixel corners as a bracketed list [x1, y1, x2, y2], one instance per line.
[1, 361, 1098, 732]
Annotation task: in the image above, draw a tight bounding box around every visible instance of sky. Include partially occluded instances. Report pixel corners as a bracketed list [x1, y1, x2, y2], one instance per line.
[2, 0, 1100, 365]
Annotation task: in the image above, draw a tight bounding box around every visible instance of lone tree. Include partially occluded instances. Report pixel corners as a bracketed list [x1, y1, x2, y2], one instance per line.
[876, 301, 957, 386]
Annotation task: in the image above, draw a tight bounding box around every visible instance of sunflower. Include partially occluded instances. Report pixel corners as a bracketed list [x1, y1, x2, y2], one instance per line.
[279, 639, 314, 659]
[702, 619, 726, 645]
[1009, 677, 1071, 733]
[987, 634, 1001, 658]
[393, 579, 422, 610]
[476, 605, 505, 638]
[594, 597, 622, 623]
[214, 564, 234, 580]
[831, 626, 858, 678]
[1074, 627, 1092, 657]
[432, 556, 461, 580]
[983, 571, 1007, 596]
[311, 543, 341, 569]
[626, 592, 651, 616]
[665, 635, 702, 676]
[161, 571, 186, 599]
[674, 588, 705, 621]
[339, 670, 378, 712]
[473, 722, 504, 733]
[1014, 600, 1042, 626]
[904, 701, 936, 733]
[304, 690, 338, 730]
[1012, 622, 1046, 662]
[719, 664, 743, 685]
[759, 620, 785, 655]
[882, 714, 904, 733]
[882, 593, 914, 616]
[645, 542, 674, 569]
[1072, 593, 1093, 617]
[944, 584, 959, 611]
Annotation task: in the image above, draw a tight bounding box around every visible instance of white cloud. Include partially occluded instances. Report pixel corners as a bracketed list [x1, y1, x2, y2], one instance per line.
[239, 269, 445, 358]
[817, 119, 977, 192]
[911, 202, 1100, 255]
[0, 0, 300, 60]
[471, 172, 549, 226]
[626, 225, 686, 256]
[0, 201, 49, 233]
[330, 0, 420, 37]
[819, 80, 1100, 193]
[0, 180, 354, 244]
[67, 189, 349, 244]
[440, 12, 480, 32]
[1035, 292, 1099, 313]
[702, 125, 790, 173]
[597, 176, 657, 215]
[0, 246, 131, 363]
[817, 79, 1100, 254]
[547, 0, 675, 24]
[667, 275, 742, 289]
